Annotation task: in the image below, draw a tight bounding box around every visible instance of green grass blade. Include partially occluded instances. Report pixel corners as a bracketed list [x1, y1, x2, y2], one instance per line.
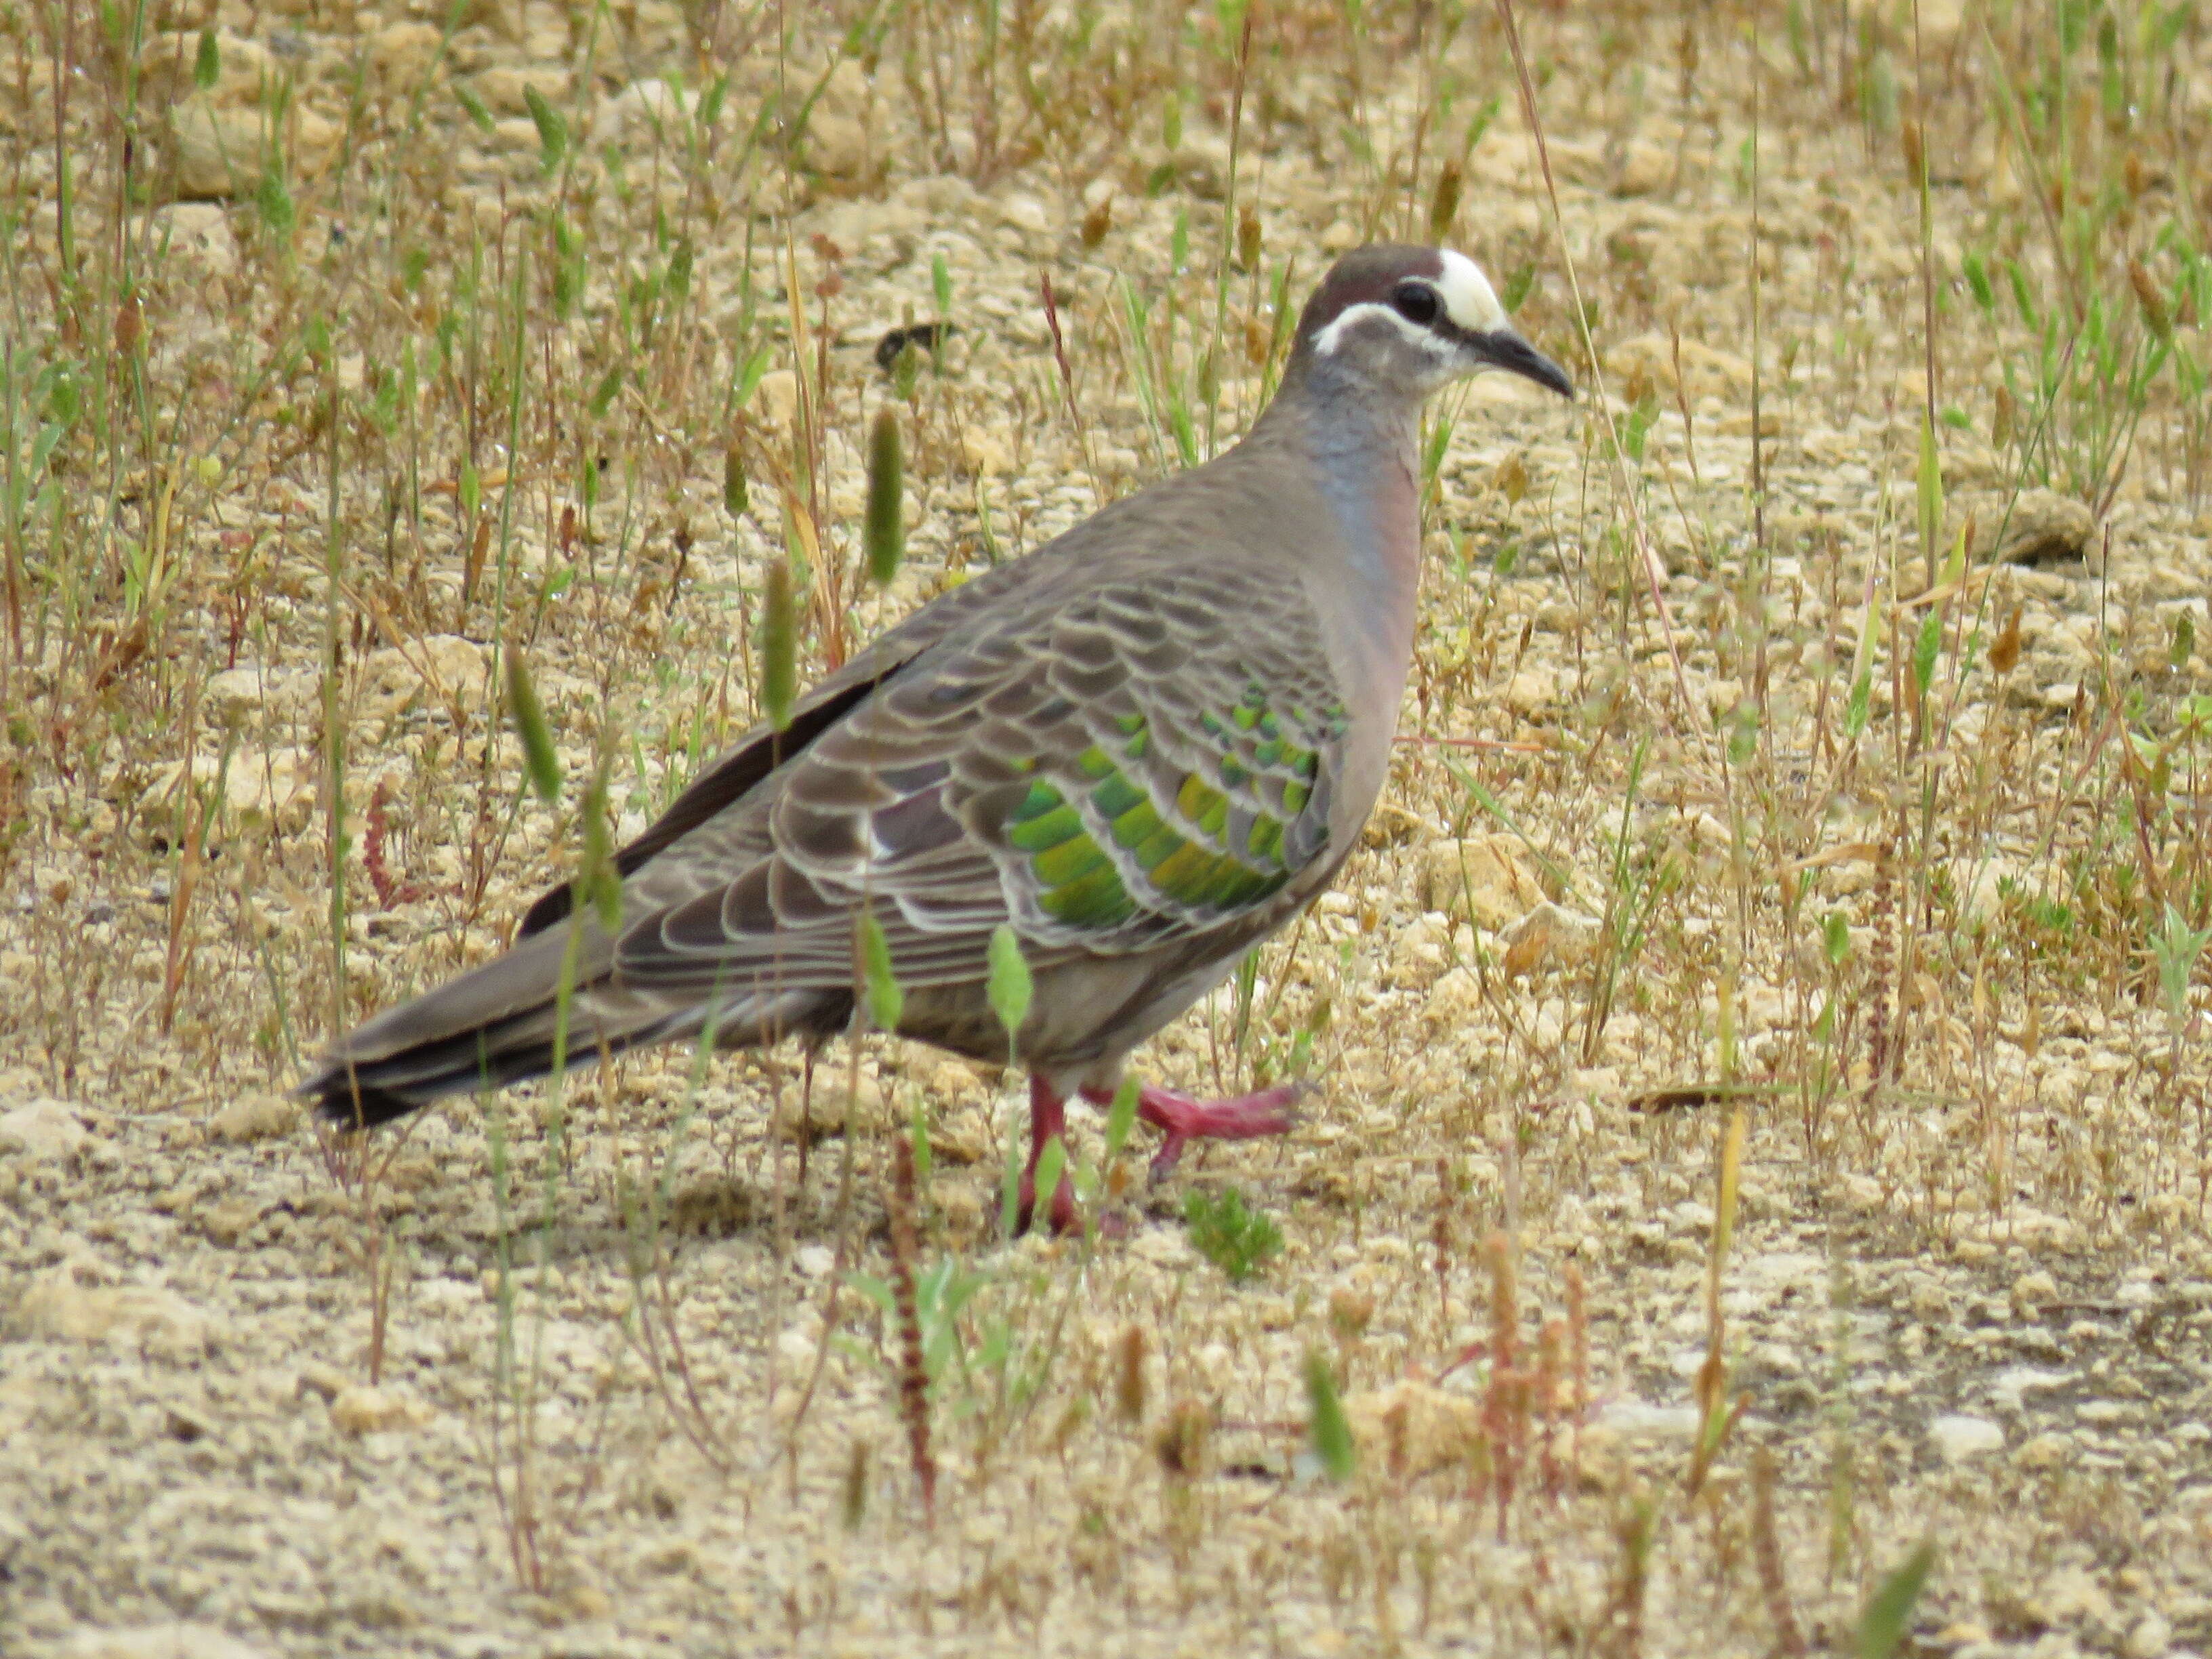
[1858, 1542, 1936, 1659]
[865, 407, 903, 587]
[1303, 1351, 1355, 1482]
[759, 559, 796, 731]
[857, 911, 903, 1033]
[987, 924, 1031, 1046]
[504, 644, 560, 805]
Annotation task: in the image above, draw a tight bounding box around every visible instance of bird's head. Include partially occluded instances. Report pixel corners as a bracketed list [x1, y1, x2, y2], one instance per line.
[1290, 244, 1574, 403]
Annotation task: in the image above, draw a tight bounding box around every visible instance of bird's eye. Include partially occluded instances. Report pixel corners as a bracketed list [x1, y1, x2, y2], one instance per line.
[1391, 282, 1441, 326]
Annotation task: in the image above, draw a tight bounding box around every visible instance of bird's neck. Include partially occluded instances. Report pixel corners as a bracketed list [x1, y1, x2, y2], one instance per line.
[1255, 365, 1427, 678]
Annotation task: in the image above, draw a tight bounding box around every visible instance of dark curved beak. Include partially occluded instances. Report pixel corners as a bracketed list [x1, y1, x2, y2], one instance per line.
[1471, 328, 1575, 399]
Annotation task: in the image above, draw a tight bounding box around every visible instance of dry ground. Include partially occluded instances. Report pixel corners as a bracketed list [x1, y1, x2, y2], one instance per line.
[4, 1, 2212, 1654]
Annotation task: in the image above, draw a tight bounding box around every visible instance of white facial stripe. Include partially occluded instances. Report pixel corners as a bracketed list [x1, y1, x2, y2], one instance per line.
[1436, 249, 1507, 335]
[1311, 302, 1461, 360]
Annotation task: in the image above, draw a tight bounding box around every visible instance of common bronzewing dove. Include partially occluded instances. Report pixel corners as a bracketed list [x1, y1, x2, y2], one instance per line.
[303, 245, 1573, 1231]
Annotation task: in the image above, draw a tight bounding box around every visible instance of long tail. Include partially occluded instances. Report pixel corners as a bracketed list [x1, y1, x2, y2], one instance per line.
[299, 928, 838, 1126]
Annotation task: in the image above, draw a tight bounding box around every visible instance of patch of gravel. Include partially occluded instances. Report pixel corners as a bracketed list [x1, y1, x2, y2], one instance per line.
[5, 1, 2212, 1654]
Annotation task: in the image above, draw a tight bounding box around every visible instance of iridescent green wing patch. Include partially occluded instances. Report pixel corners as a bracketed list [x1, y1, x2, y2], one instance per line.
[1187, 677, 1337, 840]
[1002, 693, 1334, 928]
[1005, 771, 1139, 926]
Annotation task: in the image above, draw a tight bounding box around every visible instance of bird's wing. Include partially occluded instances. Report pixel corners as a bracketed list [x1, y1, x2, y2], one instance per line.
[601, 557, 1349, 996]
[518, 550, 1054, 936]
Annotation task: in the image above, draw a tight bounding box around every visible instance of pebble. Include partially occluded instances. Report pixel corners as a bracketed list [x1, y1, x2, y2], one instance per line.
[1959, 489, 2096, 568]
[2030, 1565, 2114, 1626]
[2015, 1431, 2071, 1471]
[150, 203, 239, 279]
[1130, 1227, 1195, 1268]
[604, 76, 684, 140]
[13, 1275, 223, 1357]
[1420, 835, 1544, 930]
[0, 1099, 88, 1161]
[365, 21, 441, 93]
[752, 370, 801, 438]
[1990, 1366, 2074, 1410]
[1591, 1401, 1700, 1442]
[361, 636, 489, 712]
[1608, 331, 1755, 401]
[803, 61, 871, 180]
[1928, 1414, 2005, 1463]
[329, 1385, 427, 1435]
[2125, 1613, 2174, 1659]
[1502, 665, 1558, 716]
[159, 101, 342, 202]
[139, 29, 273, 108]
[62, 1626, 272, 1659]
[207, 1094, 296, 1144]
[1502, 901, 1601, 976]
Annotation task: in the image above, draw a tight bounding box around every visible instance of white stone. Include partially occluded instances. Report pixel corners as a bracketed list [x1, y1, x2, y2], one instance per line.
[804, 62, 871, 179]
[472, 64, 567, 115]
[1609, 331, 1753, 401]
[1130, 1226, 1195, 1268]
[1591, 1401, 1700, 1442]
[1959, 488, 2095, 567]
[152, 202, 238, 278]
[998, 193, 1051, 234]
[2124, 1612, 2174, 1659]
[2031, 1565, 2115, 1626]
[1420, 835, 1544, 930]
[0, 1098, 87, 1160]
[64, 1625, 271, 1659]
[1929, 1414, 2005, 1463]
[361, 634, 489, 716]
[13, 1276, 222, 1357]
[202, 663, 308, 724]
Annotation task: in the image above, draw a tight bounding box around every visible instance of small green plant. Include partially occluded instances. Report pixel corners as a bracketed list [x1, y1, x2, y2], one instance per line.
[1857, 1540, 1936, 1659]
[1302, 1350, 1355, 1482]
[848, 1255, 989, 1397]
[1182, 1185, 1282, 1282]
[2151, 903, 2211, 1033]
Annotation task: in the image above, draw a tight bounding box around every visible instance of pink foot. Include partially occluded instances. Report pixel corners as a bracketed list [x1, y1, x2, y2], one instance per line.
[1015, 1077, 1309, 1235]
[1083, 1079, 1307, 1181]
[1017, 1076, 1080, 1236]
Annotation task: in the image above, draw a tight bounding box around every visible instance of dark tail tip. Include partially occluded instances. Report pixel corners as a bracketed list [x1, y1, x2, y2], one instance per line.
[303, 1071, 428, 1130]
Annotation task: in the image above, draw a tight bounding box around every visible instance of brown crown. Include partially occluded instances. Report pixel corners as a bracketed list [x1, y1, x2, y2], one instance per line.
[1291, 245, 1448, 350]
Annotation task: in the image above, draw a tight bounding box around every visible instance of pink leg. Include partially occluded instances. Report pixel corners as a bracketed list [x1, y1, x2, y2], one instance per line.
[1082, 1079, 1306, 1181]
[1018, 1076, 1080, 1236]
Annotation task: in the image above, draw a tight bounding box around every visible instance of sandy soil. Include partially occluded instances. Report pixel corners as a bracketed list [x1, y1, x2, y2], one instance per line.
[3, 1, 2212, 1655]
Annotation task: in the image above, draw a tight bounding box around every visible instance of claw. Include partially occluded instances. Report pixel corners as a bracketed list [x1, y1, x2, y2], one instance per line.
[1092, 1078, 1309, 1183]
[1017, 1076, 1309, 1235]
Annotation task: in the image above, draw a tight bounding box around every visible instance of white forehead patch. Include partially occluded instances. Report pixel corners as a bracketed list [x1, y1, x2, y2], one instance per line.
[1436, 249, 1507, 334]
